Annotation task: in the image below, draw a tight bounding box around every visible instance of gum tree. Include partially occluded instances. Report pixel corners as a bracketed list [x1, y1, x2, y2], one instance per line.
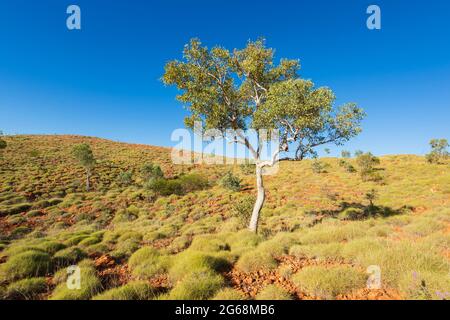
[72, 143, 96, 192]
[163, 39, 362, 233]
[256, 79, 364, 160]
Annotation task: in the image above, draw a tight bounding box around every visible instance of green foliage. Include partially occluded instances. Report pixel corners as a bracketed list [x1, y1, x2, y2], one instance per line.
[292, 265, 366, 299]
[235, 249, 277, 273]
[93, 281, 158, 300]
[256, 284, 293, 300]
[128, 247, 170, 279]
[140, 163, 164, 182]
[231, 196, 255, 225]
[426, 139, 449, 164]
[219, 171, 242, 192]
[168, 268, 224, 300]
[0, 250, 52, 281]
[50, 260, 102, 300]
[169, 250, 230, 282]
[5, 277, 48, 299]
[116, 171, 133, 187]
[53, 247, 87, 267]
[72, 143, 96, 191]
[72, 143, 95, 170]
[356, 152, 381, 181]
[146, 173, 209, 196]
[189, 235, 230, 252]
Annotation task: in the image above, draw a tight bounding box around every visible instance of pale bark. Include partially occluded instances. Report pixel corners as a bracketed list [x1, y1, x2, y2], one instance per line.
[248, 165, 265, 233]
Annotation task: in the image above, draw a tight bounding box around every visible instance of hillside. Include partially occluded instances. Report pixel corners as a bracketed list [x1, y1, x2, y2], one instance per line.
[0, 135, 449, 300]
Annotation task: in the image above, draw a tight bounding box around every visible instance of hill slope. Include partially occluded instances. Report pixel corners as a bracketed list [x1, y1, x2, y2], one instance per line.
[0, 135, 449, 300]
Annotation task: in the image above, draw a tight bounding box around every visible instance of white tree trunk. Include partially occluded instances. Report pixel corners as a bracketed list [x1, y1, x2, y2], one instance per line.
[248, 165, 265, 233]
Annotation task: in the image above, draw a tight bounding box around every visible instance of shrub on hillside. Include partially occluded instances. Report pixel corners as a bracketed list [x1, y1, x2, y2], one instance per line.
[356, 152, 382, 181]
[219, 171, 242, 192]
[116, 171, 133, 187]
[232, 196, 255, 226]
[140, 163, 164, 182]
[426, 139, 449, 164]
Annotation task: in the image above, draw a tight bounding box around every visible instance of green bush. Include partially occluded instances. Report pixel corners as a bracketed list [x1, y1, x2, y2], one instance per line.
[0, 250, 52, 281]
[219, 172, 242, 192]
[53, 247, 87, 267]
[189, 235, 230, 253]
[116, 171, 133, 187]
[169, 250, 230, 282]
[232, 196, 255, 225]
[292, 265, 366, 299]
[168, 268, 224, 300]
[128, 247, 170, 279]
[235, 250, 277, 273]
[5, 277, 48, 299]
[50, 260, 102, 300]
[146, 178, 183, 196]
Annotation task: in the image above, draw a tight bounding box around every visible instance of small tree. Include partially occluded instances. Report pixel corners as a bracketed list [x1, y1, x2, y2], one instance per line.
[356, 152, 380, 181]
[219, 171, 242, 192]
[426, 139, 449, 164]
[163, 39, 361, 232]
[140, 163, 164, 183]
[72, 143, 96, 192]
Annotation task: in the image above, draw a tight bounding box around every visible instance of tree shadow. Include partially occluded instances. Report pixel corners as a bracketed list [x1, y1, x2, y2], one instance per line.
[307, 201, 414, 221]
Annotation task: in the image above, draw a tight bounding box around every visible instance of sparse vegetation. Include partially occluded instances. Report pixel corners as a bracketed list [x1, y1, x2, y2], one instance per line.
[0, 135, 449, 300]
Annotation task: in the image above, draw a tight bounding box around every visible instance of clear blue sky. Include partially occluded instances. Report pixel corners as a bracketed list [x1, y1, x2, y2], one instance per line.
[1, 0, 449, 156]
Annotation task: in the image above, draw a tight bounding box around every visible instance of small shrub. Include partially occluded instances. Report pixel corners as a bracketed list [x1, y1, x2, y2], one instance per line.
[235, 250, 277, 273]
[50, 260, 102, 300]
[255, 284, 293, 300]
[178, 173, 209, 193]
[128, 246, 170, 279]
[356, 152, 381, 181]
[169, 250, 229, 282]
[5, 277, 48, 299]
[219, 172, 242, 192]
[232, 196, 255, 226]
[292, 265, 366, 299]
[116, 171, 133, 187]
[189, 235, 230, 253]
[146, 178, 183, 196]
[311, 160, 327, 174]
[168, 268, 224, 300]
[0, 250, 52, 281]
[140, 163, 164, 182]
